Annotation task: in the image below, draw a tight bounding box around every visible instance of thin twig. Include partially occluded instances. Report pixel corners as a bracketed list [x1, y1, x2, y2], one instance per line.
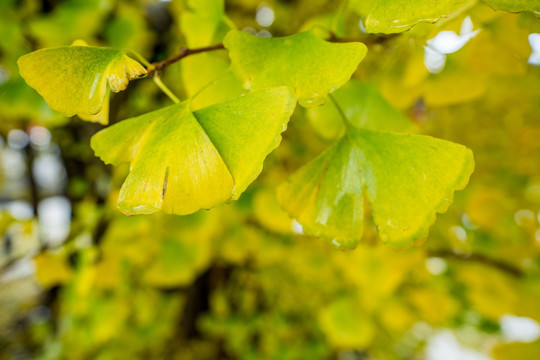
[145, 32, 396, 76]
[327, 32, 399, 45]
[147, 44, 225, 76]
[428, 249, 524, 278]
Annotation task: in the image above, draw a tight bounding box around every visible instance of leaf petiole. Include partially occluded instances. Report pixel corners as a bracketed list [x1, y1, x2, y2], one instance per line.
[328, 93, 353, 132]
[153, 76, 180, 104]
[331, 0, 349, 35]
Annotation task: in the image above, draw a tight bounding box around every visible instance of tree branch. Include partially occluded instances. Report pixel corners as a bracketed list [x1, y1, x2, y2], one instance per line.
[428, 249, 524, 278]
[327, 32, 399, 45]
[147, 44, 225, 76]
[145, 33, 397, 76]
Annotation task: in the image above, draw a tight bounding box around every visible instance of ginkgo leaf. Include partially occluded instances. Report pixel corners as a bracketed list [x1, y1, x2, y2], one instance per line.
[352, 0, 472, 34]
[181, 0, 235, 47]
[278, 128, 474, 249]
[91, 87, 296, 216]
[18, 45, 146, 123]
[278, 137, 365, 250]
[482, 0, 540, 15]
[78, 91, 110, 125]
[306, 81, 415, 139]
[63, 40, 111, 125]
[224, 30, 367, 107]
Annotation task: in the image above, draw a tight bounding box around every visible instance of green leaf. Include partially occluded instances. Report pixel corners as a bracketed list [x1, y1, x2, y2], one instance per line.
[482, 0, 540, 15]
[278, 137, 365, 250]
[91, 87, 296, 215]
[180, 0, 235, 47]
[18, 45, 146, 124]
[353, 0, 472, 34]
[224, 30, 367, 107]
[306, 81, 415, 140]
[78, 91, 110, 125]
[278, 128, 474, 249]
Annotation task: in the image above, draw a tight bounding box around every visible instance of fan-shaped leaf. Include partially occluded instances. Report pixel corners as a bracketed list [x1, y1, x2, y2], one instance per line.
[482, 0, 540, 15]
[278, 136, 365, 250]
[352, 0, 472, 34]
[181, 0, 234, 47]
[18, 45, 146, 124]
[91, 87, 296, 215]
[224, 30, 367, 107]
[78, 91, 110, 125]
[306, 81, 415, 139]
[278, 128, 474, 249]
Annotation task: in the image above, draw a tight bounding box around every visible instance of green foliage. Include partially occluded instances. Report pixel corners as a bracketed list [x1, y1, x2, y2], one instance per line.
[91, 88, 295, 215]
[306, 81, 415, 139]
[224, 30, 367, 106]
[353, 0, 473, 33]
[278, 128, 474, 249]
[483, 0, 540, 14]
[1, 1, 539, 359]
[17, 19, 472, 247]
[180, 53, 243, 110]
[352, 0, 539, 33]
[18, 44, 146, 124]
[180, 0, 234, 47]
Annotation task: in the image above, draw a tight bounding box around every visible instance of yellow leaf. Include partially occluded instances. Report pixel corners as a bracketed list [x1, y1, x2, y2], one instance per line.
[18, 45, 146, 124]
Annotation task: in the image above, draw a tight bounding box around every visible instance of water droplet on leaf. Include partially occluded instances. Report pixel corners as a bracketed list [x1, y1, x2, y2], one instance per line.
[330, 238, 356, 250]
[298, 94, 327, 108]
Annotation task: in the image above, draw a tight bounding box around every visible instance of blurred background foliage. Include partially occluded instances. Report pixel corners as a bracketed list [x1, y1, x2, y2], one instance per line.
[0, 0, 540, 359]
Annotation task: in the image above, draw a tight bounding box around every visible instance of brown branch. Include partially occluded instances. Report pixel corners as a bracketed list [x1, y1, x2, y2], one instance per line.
[24, 141, 40, 221]
[145, 32, 397, 76]
[428, 249, 524, 278]
[147, 44, 225, 76]
[327, 32, 399, 45]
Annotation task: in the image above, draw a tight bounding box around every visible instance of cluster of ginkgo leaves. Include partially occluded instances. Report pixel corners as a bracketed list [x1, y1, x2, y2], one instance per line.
[15, 0, 538, 251]
[2, 0, 540, 359]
